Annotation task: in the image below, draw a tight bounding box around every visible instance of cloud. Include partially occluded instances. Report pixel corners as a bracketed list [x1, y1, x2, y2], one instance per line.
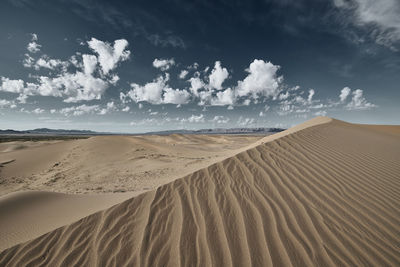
[333, 0, 400, 49]
[87, 38, 130, 74]
[186, 114, 205, 123]
[34, 57, 67, 70]
[23, 35, 70, 71]
[126, 74, 190, 105]
[122, 58, 292, 108]
[163, 88, 190, 104]
[278, 91, 290, 100]
[314, 110, 327, 116]
[208, 61, 229, 90]
[21, 72, 108, 103]
[189, 62, 199, 70]
[37, 72, 109, 102]
[127, 75, 167, 104]
[98, 101, 117, 115]
[277, 88, 323, 116]
[59, 104, 100, 116]
[237, 116, 255, 126]
[3, 37, 130, 103]
[276, 85, 376, 116]
[178, 70, 189, 79]
[339, 86, 351, 102]
[153, 58, 175, 71]
[210, 88, 235, 106]
[0, 99, 16, 108]
[32, 108, 45, 114]
[147, 34, 186, 49]
[346, 89, 376, 110]
[307, 89, 315, 103]
[277, 100, 294, 115]
[23, 54, 70, 72]
[236, 59, 283, 100]
[82, 54, 98, 75]
[336, 86, 376, 110]
[0, 77, 25, 93]
[188, 76, 205, 97]
[210, 115, 230, 124]
[23, 54, 35, 68]
[27, 33, 41, 53]
[130, 118, 157, 126]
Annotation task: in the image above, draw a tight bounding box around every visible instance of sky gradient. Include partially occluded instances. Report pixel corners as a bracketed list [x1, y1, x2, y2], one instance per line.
[0, 0, 399, 133]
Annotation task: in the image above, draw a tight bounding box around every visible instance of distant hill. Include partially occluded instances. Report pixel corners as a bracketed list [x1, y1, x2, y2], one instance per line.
[0, 128, 98, 135]
[143, 127, 285, 135]
[0, 127, 285, 136]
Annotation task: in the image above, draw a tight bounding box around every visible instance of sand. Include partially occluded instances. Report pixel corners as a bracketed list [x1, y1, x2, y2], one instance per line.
[0, 134, 261, 196]
[1, 117, 400, 266]
[0, 190, 138, 251]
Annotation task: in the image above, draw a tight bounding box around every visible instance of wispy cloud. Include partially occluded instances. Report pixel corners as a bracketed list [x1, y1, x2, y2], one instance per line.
[333, 0, 400, 50]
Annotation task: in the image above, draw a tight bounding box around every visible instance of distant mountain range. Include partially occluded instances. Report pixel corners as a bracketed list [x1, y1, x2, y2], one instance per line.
[0, 127, 285, 136]
[143, 127, 285, 135]
[0, 128, 98, 135]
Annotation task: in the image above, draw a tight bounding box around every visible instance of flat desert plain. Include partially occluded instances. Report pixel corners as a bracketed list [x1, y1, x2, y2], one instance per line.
[1, 116, 400, 266]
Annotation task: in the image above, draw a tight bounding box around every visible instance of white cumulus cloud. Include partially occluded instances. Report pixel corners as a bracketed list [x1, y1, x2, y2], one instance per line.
[186, 114, 205, 123]
[0, 99, 16, 108]
[32, 108, 45, 114]
[210, 115, 230, 124]
[188, 76, 205, 97]
[127, 75, 167, 104]
[27, 33, 41, 53]
[236, 59, 283, 100]
[178, 70, 189, 79]
[0, 77, 25, 93]
[153, 58, 175, 71]
[163, 88, 190, 105]
[126, 74, 190, 105]
[87, 38, 130, 75]
[59, 104, 100, 116]
[237, 116, 255, 127]
[98, 101, 116, 115]
[347, 89, 376, 110]
[82, 54, 98, 75]
[210, 88, 235, 106]
[339, 87, 351, 102]
[307, 89, 315, 103]
[4, 37, 130, 103]
[208, 61, 229, 90]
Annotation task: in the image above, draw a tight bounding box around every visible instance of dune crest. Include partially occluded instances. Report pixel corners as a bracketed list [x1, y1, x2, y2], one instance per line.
[1, 117, 400, 266]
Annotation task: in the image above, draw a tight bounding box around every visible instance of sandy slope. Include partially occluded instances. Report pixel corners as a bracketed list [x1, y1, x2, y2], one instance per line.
[0, 191, 138, 251]
[1, 117, 400, 266]
[0, 134, 261, 196]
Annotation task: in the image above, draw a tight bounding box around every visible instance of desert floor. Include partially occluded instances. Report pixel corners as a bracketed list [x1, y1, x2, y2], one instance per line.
[1, 117, 400, 266]
[0, 134, 262, 195]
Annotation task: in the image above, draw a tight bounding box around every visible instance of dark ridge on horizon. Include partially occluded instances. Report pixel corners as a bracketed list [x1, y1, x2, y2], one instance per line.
[142, 127, 285, 135]
[0, 127, 285, 136]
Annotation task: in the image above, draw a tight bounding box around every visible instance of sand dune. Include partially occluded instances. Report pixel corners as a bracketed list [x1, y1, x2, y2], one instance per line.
[0, 140, 74, 189]
[0, 190, 138, 251]
[0, 134, 261, 196]
[1, 117, 400, 266]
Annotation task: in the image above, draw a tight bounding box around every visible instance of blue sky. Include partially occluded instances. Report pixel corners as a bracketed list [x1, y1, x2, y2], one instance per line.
[0, 0, 399, 133]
